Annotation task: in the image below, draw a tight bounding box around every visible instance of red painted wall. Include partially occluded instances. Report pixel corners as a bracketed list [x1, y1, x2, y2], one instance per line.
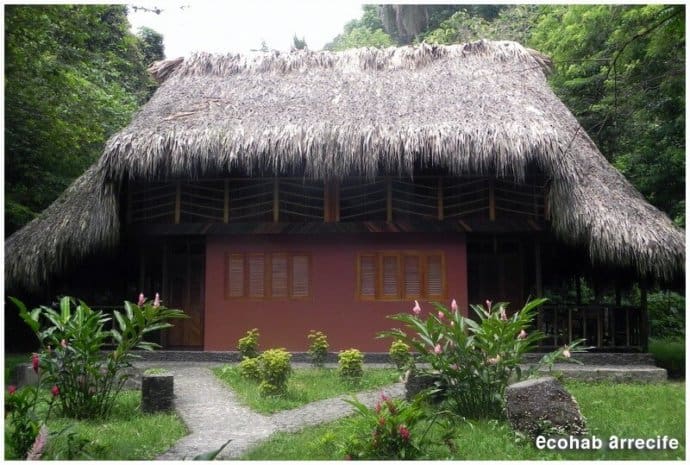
[204, 233, 468, 352]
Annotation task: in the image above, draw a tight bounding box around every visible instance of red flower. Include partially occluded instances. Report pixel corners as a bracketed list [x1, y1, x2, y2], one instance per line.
[375, 402, 381, 414]
[378, 416, 386, 426]
[412, 300, 421, 316]
[8, 385, 17, 395]
[398, 425, 410, 442]
[137, 293, 146, 306]
[51, 385, 60, 397]
[32, 353, 39, 373]
[386, 399, 397, 415]
[153, 293, 161, 308]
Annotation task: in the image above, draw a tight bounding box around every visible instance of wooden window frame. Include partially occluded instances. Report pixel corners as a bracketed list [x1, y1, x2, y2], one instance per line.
[355, 250, 447, 301]
[225, 252, 312, 301]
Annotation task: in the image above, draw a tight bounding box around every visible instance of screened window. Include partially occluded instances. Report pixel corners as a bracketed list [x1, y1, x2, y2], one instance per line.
[225, 252, 311, 299]
[357, 251, 446, 300]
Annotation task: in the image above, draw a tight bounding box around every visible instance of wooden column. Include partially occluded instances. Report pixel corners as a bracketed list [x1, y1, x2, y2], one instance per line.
[640, 279, 649, 351]
[273, 178, 280, 223]
[174, 182, 181, 224]
[488, 177, 496, 221]
[534, 239, 543, 297]
[223, 180, 230, 223]
[333, 179, 340, 222]
[385, 177, 393, 223]
[160, 244, 168, 347]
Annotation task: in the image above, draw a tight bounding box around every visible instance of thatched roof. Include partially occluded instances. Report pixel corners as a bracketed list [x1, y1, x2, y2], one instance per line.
[5, 40, 685, 291]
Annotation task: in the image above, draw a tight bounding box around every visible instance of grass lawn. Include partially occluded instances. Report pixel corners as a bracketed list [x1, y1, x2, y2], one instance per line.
[7, 390, 187, 460]
[242, 381, 685, 460]
[213, 365, 399, 414]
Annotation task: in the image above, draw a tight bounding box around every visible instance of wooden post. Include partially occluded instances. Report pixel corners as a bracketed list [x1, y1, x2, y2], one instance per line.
[334, 179, 340, 222]
[488, 177, 496, 221]
[223, 179, 230, 223]
[323, 180, 331, 223]
[534, 240, 543, 297]
[437, 177, 444, 220]
[640, 279, 649, 351]
[174, 182, 181, 224]
[386, 177, 393, 223]
[161, 244, 168, 347]
[273, 178, 280, 223]
[614, 281, 622, 307]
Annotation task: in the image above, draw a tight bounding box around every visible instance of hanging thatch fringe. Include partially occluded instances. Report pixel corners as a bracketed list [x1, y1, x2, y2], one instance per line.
[4, 40, 684, 291]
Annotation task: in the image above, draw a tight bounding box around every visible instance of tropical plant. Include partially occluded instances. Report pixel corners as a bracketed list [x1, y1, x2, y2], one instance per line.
[380, 298, 583, 418]
[257, 349, 292, 397]
[237, 328, 260, 359]
[338, 349, 364, 383]
[388, 339, 413, 372]
[10, 294, 186, 420]
[307, 330, 329, 368]
[238, 357, 262, 382]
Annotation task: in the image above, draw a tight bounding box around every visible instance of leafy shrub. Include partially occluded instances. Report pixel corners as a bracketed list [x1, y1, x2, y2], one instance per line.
[649, 338, 685, 379]
[238, 356, 262, 382]
[380, 298, 583, 419]
[647, 291, 685, 340]
[338, 349, 364, 383]
[257, 348, 292, 397]
[307, 330, 329, 368]
[340, 393, 431, 459]
[389, 340, 413, 371]
[238, 328, 260, 359]
[10, 295, 185, 420]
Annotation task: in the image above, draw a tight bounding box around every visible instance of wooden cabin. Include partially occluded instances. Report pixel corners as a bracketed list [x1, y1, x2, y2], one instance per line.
[5, 41, 684, 352]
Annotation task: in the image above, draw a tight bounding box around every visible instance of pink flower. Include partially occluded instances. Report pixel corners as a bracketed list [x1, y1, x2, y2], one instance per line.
[412, 300, 421, 316]
[437, 311, 444, 319]
[451, 299, 458, 312]
[487, 355, 501, 365]
[375, 402, 381, 414]
[499, 306, 507, 321]
[51, 385, 60, 397]
[518, 329, 528, 340]
[60, 339, 68, 348]
[398, 425, 410, 442]
[26, 425, 48, 460]
[380, 393, 390, 402]
[32, 353, 39, 373]
[486, 300, 492, 312]
[434, 344, 442, 355]
[137, 293, 146, 306]
[8, 385, 17, 395]
[153, 293, 161, 308]
[563, 348, 571, 359]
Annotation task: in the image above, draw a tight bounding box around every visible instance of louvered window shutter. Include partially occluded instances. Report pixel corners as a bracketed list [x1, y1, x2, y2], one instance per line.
[227, 254, 245, 298]
[381, 254, 400, 298]
[426, 254, 444, 298]
[271, 254, 289, 298]
[403, 255, 421, 298]
[359, 255, 376, 298]
[248, 254, 265, 298]
[291, 255, 310, 297]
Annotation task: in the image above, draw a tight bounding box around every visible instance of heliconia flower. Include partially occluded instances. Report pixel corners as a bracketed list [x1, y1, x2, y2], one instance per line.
[32, 353, 39, 373]
[412, 300, 421, 316]
[153, 293, 161, 308]
[499, 306, 507, 321]
[137, 293, 146, 306]
[380, 393, 389, 402]
[486, 300, 492, 312]
[398, 425, 410, 442]
[438, 311, 444, 319]
[434, 344, 442, 355]
[60, 339, 68, 348]
[378, 416, 386, 426]
[451, 299, 458, 312]
[563, 348, 571, 359]
[375, 402, 381, 414]
[518, 329, 528, 340]
[386, 399, 397, 414]
[8, 385, 17, 395]
[26, 425, 49, 460]
[51, 385, 60, 397]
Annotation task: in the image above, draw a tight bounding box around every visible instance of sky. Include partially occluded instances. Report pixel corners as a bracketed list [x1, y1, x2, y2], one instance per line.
[126, 1, 367, 58]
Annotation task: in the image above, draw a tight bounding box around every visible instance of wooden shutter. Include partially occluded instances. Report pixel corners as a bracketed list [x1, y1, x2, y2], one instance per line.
[359, 254, 376, 299]
[291, 255, 310, 298]
[380, 254, 400, 299]
[248, 254, 265, 298]
[227, 254, 245, 298]
[403, 255, 421, 298]
[425, 254, 445, 298]
[271, 254, 289, 298]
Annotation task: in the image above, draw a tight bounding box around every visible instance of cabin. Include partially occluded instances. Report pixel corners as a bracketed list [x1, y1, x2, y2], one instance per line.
[5, 41, 684, 352]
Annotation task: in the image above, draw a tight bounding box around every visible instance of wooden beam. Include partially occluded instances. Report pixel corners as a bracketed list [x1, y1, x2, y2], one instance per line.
[273, 178, 280, 223]
[174, 182, 181, 224]
[640, 279, 649, 351]
[437, 177, 444, 220]
[385, 177, 392, 223]
[223, 179, 230, 223]
[488, 177, 496, 221]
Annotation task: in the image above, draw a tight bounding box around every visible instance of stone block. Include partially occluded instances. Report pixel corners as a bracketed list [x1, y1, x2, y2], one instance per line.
[141, 373, 174, 413]
[505, 376, 586, 437]
[404, 370, 442, 401]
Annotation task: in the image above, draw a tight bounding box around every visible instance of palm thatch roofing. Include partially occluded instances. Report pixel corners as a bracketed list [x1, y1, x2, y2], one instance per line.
[5, 40, 685, 291]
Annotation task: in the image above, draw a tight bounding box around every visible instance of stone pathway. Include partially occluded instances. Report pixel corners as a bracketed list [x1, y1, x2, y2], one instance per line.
[151, 363, 404, 460]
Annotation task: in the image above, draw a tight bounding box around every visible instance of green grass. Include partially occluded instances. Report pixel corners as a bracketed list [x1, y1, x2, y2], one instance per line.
[214, 365, 399, 414]
[37, 390, 187, 460]
[243, 381, 685, 460]
[5, 353, 30, 385]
